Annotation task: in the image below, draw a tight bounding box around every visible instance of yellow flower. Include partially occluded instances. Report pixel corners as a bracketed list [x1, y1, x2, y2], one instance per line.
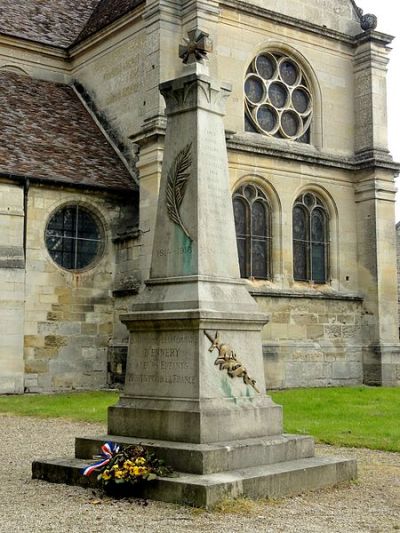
[124, 460, 134, 468]
[114, 468, 126, 479]
[135, 457, 146, 466]
[132, 466, 140, 476]
[101, 470, 111, 481]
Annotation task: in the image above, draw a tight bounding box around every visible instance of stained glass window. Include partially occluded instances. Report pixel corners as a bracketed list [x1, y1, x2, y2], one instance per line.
[293, 193, 329, 283]
[244, 51, 312, 143]
[45, 205, 104, 270]
[233, 184, 272, 279]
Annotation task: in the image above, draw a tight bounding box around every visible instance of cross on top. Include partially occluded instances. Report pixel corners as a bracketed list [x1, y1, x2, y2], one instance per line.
[179, 29, 213, 64]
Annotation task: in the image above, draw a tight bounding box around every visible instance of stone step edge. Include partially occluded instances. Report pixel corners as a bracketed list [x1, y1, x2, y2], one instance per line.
[32, 455, 357, 508]
[75, 433, 315, 474]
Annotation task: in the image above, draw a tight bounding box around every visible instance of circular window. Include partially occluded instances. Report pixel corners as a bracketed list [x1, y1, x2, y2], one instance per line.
[244, 51, 313, 142]
[45, 205, 104, 271]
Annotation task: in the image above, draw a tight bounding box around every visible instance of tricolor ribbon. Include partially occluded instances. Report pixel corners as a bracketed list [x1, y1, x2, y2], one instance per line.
[82, 441, 120, 477]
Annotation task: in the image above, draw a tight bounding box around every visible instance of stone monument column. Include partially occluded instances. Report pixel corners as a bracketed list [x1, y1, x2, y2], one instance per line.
[109, 30, 282, 443]
[33, 31, 356, 507]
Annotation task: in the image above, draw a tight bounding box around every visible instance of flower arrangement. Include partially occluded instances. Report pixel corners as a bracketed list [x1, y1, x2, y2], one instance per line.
[82, 441, 173, 497]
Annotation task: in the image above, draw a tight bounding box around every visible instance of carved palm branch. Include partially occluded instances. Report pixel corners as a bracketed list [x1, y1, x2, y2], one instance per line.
[166, 142, 192, 240]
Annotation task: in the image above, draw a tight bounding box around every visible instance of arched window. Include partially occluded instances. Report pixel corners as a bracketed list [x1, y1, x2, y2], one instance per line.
[233, 184, 272, 279]
[293, 193, 329, 283]
[45, 205, 104, 271]
[244, 51, 313, 143]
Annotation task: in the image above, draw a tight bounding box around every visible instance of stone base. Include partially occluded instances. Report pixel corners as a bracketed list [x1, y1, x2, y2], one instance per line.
[108, 396, 283, 443]
[32, 433, 357, 508]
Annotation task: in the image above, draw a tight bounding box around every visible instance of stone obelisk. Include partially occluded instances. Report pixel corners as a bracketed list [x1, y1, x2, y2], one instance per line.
[108, 30, 282, 442]
[33, 30, 356, 507]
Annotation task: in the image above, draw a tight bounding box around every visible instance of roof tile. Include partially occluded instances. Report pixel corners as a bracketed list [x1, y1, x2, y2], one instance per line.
[0, 72, 135, 191]
[0, 0, 100, 47]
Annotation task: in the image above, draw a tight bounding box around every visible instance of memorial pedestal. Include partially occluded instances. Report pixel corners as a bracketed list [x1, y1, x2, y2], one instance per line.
[33, 55, 356, 507]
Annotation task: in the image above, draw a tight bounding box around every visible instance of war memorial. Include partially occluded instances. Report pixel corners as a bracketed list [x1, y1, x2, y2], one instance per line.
[33, 31, 357, 507]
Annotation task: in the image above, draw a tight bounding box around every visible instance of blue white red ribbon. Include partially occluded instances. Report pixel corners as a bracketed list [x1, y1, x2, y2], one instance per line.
[82, 441, 120, 476]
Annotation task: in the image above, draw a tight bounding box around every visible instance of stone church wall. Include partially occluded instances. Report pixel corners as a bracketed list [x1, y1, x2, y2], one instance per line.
[23, 186, 124, 392]
[71, 17, 147, 151]
[256, 294, 364, 389]
[218, 5, 355, 156]
[397, 222, 400, 333]
[0, 181, 25, 393]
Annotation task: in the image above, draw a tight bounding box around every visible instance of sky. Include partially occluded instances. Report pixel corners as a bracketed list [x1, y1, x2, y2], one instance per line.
[356, 0, 400, 219]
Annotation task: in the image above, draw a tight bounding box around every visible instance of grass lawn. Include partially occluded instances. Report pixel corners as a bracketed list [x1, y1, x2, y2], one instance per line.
[271, 386, 400, 453]
[0, 391, 119, 424]
[0, 387, 399, 452]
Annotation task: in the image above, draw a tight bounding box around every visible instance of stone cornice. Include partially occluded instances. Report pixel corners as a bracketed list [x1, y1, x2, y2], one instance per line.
[219, 0, 394, 48]
[0, 33, 68, 59]
[227, 134, 400, 174]
[250, 288, 363, 302]
[129, 121, 400, 174]
[0, 172, 134, 195]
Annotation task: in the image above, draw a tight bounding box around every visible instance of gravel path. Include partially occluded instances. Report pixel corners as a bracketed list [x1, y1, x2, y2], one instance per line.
[2, 414, 400, 532]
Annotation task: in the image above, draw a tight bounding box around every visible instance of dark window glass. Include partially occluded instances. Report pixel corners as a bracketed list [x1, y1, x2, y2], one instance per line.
[257, 105, 277, 132]
[46, 205, 103, 270]
[293, 206, 306, 240]
[256, 54, 275, 80]
[268, 82, 288, 108]
[281, 110, 299, 137]
[252, 201, 267, 237]
[292, 88, 309, 113]
[293, 193, 329, 283]
[293, 241, 307, 281]
[233, 185, 271, 280]
[279, 60, 298, 85]
[245, 76, 264, 104]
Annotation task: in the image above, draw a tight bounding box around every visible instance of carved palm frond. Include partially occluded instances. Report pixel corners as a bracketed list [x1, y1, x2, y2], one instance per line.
[166, 142, 192, 240]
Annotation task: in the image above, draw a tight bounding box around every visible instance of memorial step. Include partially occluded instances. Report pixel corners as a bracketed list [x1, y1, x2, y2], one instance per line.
[75, 433, 315, 475]
[32, 455, 356, 508]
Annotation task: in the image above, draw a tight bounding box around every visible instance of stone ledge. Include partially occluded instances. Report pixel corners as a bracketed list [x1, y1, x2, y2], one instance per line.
[251, 289, 363, 302]
[75, 433, 315, 475]
[32, 455, 357, 508]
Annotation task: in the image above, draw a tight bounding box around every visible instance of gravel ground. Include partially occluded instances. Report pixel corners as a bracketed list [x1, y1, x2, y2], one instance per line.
[2, 414, 400, 533]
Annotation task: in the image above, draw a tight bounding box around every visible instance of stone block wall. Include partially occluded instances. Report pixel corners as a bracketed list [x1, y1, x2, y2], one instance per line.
[23, 186, 125, 392]
[0, 181, 25, 393]
[256, 294, 364, 389]
[397, 222, 400, 330]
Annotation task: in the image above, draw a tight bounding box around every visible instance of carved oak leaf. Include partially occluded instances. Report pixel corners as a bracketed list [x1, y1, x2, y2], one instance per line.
[166, 142, 192, 240]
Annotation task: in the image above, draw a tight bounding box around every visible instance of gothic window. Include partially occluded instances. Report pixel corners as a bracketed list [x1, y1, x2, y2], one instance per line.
[45, 205, 104, 270]
[233, 184, 272, 279]
[293, 193, 329, 283]
[244, 52, 313, 143]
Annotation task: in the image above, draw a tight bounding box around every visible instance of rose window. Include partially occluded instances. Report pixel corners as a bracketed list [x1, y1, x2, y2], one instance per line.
[244, 52, 313, 143]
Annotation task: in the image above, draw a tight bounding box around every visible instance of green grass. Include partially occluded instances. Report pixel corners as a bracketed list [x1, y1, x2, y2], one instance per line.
[0, 391, 118, 423]
[0, 387, 399, 452]
[271, 386, 400, 453]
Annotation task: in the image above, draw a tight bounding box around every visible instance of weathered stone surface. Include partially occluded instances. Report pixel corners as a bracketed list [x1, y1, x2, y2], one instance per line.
[75, 434, 315, 475]
[32, 454, 357, 509]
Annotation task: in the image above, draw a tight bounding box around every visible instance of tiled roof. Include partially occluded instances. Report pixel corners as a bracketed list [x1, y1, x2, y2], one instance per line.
[0, 72, 135, 191]
[75, 0, 144, 44]
[0, 0, 145, 48]
[0, 0, 100, 47]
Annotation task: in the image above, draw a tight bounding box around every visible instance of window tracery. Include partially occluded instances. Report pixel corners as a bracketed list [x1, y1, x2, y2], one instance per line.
[245, 52, 313, 143]
[232, 184, 272, 279]
[293, 192, 329, 283]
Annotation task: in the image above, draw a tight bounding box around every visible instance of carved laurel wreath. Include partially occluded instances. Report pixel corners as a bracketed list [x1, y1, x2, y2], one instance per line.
[166, 143, 192, 240]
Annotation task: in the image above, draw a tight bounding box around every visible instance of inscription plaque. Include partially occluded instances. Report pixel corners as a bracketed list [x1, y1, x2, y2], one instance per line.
[125, 333, 197, 398]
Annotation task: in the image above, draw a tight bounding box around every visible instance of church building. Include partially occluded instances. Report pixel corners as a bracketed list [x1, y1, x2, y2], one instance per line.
[1, 0, 399, 394]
